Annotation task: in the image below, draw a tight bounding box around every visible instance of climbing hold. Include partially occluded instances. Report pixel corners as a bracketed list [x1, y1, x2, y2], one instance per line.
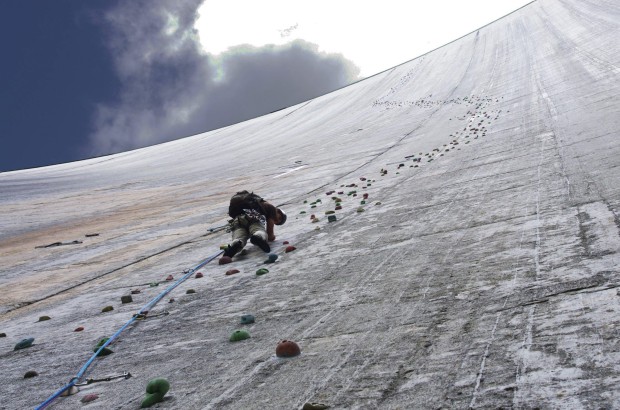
[360, 201, 366, 205]
[314, 226, 320, 231]
[357, 207, 365, 213]
[375, 202, 382, 205]
[225, 269, 240, 276]
[310, 214, 315, 219]
[0, 333, 5, 337]
[240, 314, 255, 324]
[327, 215, 337, 223]
[300, 211, 306, 214]
[93, 338, 113, 356]
[121, 295, 133, 304]
[303, 200, 308, 204]
[265, 254, 278, 263]
[359, 177, 367, 181]
[335, 206, 342, 210]
[363, 193, 369, 199]
[219, 256, 233, 265]
[169, 298, 175, 303]
[276, 340, 301, 358]
[311, 218, 319, 223]
[285, 246, 296, 253]
[283, 241, 289, 245]
[325, 210, 335, 215]
[74, 327, 84, 332]
[131, 289, 141, 295]
[195, 272, 204, 278]
[60, 386, 79, 397]
[337, 191, 344, 195]
[165, 274, 174, 281]
[256, 268, 269, 276]
[81, 393, 99, 403]
[219, 244, 228, 250]
[230, 330, 250, 342]
[149, 282, 159, 287]
[38, 316, 51, 322]
[186, 289, 196, 294]
[101, 306, 114, 313]
[24, 370, 38, 378]
[302, 403, 330, 410]
[141, 378, 170, 408]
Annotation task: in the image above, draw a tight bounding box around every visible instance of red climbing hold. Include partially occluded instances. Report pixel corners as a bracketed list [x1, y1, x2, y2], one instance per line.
[363, 193, 369, 199]
[225, 269, 240, 276]
[165, 275, 174, 281]
[285, 246, 297, 253]
[81, 394, 99, 403]
[219, 256, 233, 265]
[195, 272, 204, 279]
[74, 327, 84, 332]
[276, 340, 301, 358]
[360, 177, 367, 181]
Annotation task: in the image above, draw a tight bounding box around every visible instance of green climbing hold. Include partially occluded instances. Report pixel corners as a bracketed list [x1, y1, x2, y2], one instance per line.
[101, 306, 114, 313]
[149, 282, 159, 287]
[360, 200, 366, 205]
[256, 268, 269, 276]
[327, 215, 337, 223]
[240, 314, 255, 324]
[14, 338, 34, 351]
[141, 378, 170, 408]
[300, 211, 306, 214]
[230, 329, 250, 342]
[357, 207, 365, 213]
[325, 210, 335, 215]
[38, 316, 50, 322]
[93, 338, 113, 356]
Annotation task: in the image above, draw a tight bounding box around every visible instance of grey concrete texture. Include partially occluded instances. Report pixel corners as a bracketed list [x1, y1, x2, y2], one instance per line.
[1, 0, 619, 408]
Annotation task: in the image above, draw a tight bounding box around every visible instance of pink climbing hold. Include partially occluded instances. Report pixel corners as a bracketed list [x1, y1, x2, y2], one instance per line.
[195, 272, 204, 279]
[219, 256, 233, 265]
[81, 393, 99, 403]
[165, 274, 174, 281]
[74, 327, 84, 332]
[285, 246, 297, 253]
[225, 269, 240, 276]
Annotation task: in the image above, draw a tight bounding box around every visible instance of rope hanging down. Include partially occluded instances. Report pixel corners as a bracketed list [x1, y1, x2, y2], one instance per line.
[35, 249, 224, 410]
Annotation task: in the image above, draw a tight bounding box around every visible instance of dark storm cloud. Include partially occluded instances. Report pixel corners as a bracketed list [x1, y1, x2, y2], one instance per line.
[88, 0, 360, 156]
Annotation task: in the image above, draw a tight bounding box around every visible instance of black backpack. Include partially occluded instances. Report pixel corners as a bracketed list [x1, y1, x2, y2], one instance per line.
[228, 191, 265, 218]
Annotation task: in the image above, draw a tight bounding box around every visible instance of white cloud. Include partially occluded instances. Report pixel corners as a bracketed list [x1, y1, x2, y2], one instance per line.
[87, 0, 360, 156]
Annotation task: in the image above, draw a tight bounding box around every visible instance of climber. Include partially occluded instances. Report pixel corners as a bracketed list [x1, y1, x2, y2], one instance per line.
[223, 191, 287, 258]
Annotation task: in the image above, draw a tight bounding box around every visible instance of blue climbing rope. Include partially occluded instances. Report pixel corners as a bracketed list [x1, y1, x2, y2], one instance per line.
[35, 250, 223, 410]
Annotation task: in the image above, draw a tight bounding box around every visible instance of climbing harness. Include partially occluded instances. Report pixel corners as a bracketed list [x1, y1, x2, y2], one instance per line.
[35, 249, 223, 410]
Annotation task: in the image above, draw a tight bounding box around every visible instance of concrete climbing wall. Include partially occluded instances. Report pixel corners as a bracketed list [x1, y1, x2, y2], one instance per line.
[0, 0, 619, 408]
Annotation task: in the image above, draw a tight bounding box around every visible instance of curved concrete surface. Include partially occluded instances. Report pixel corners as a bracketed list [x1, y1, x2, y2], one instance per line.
[1, 0, 619, 408]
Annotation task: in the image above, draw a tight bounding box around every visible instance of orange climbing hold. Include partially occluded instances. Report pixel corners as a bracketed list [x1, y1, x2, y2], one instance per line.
[285, 246, 296, 253]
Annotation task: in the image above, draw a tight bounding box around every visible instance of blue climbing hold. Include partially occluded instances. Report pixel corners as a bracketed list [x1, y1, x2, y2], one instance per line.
[14, 338, 34, 351]
[240, 314, 255, 324]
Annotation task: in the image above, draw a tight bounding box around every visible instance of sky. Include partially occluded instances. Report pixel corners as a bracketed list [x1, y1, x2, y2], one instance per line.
[0, 0, 531, 173]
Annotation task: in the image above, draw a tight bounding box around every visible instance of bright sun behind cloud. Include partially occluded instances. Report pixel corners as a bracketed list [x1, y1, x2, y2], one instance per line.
[196, 0, 533, 77]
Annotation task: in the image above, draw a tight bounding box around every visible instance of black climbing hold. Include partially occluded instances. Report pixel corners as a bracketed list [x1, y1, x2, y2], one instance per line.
[0, 333, 6, 338]
[37, 316, 50, 322]
[121, 295, 133, 304]
[328, 215, 337, 223]
[24, 370, 38, 378]
[264, 254, 278, 263]
[186, 289, 196, 294]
